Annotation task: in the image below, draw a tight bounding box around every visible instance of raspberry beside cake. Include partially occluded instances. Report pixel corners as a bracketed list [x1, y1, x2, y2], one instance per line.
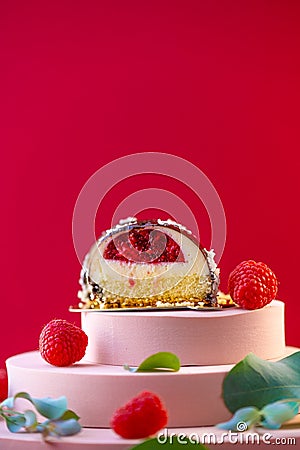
[78, 218, 220, 309]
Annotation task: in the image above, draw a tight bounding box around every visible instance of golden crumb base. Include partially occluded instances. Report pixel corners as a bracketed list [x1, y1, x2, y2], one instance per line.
[77, 291, 234, 310]
[217, 292, 235, 307]
[82, 294, 215, 309]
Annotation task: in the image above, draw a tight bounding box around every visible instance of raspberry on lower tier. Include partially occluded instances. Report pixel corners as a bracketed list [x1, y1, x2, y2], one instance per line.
[110, 391, 168, 439]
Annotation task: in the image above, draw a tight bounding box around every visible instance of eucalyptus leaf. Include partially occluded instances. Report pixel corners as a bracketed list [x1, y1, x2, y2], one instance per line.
[0, 391, 81, 439]
[217, 406, 261, 431]
[260, 400, 299, 429]
[131, 436, 208, 449]
[52, 419, 82, 436]
[124, 352, 180, 373]
[4, 414, 26, 433]
[223, 352, 300, 413]
[33, 397, 68, 419]
[24, 410, 38, 429]
[0, 397, 14, 409]
[14, 392, 68, 419]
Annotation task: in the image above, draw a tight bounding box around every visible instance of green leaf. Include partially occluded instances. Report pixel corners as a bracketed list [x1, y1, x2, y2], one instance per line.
[260, 400, 299, 429]
[131, 436, 208, 449]
[59, 409, 80, 421]
[4, 414, 26, 433]
[124, 352, 180, 373]
[14, 392, 68, 419]
[222, 352, 300, 413]
[217, 406, 261, 431]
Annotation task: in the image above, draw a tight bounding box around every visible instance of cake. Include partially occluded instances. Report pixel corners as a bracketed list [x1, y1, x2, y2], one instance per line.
[2, 218, 300, 449]
[77, 218, 220, 309]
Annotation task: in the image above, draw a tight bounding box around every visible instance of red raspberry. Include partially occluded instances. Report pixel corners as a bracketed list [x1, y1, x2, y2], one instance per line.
[228, 260, 278, 310]
[110, 391, 168, 439]
[103, 229, 184, 263]
[0, 368, 8, 402]
[39, 319, 88, 367]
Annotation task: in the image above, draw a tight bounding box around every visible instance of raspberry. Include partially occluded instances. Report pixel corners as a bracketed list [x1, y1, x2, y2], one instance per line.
[110, 391, 168, 439]
[228, 260, 278, 310]
[39, 319, 88, 367]
[103, 229, 184, 263]
[0, 368, 8, 402]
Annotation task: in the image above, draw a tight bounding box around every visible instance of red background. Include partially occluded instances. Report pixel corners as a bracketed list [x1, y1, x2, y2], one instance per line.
[1, 1, 299, 368]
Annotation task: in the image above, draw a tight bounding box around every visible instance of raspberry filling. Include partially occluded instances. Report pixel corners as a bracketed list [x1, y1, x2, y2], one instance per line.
[103, 229, 185, 263]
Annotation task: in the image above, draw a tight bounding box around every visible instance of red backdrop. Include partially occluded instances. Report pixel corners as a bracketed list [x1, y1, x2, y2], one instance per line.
[1, 1, 300, 368]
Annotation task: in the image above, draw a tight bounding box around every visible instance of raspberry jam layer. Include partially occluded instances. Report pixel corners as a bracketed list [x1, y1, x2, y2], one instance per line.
[103, 229, 185, 263]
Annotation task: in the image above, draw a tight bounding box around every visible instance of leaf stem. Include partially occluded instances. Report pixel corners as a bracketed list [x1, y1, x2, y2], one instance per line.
[0, 409, 25, 417]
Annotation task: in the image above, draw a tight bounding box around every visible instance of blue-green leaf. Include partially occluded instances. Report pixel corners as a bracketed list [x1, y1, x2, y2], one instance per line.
[222, 352, 300, 413]
[52, 419, 82, 436]
[0, 391, 81, 439]
[32, 397, 68, 419]
[24, 410, 38, 429]
[4, 414, 26, 433]
[14, 392, 68, 419]
[260, 401, 299, 429]
[0, 397, 14, 409]
[217, 406, 261, 431]
[124, 352, 180, 373]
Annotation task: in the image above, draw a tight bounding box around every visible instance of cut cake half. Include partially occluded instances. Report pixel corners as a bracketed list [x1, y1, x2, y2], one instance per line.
[78, 218, 220, 309]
